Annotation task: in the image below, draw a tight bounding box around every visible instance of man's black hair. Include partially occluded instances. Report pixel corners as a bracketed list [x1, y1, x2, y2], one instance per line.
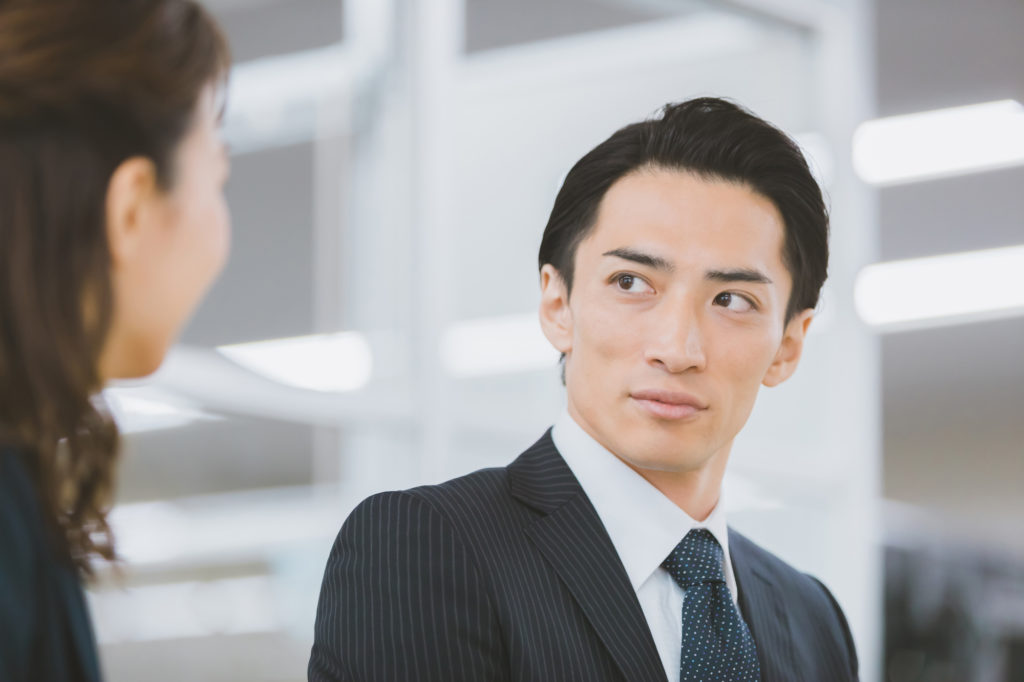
[537, 97, 829, 323]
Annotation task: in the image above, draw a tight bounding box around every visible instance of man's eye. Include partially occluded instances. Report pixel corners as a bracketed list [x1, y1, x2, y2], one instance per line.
[713, 292, 755, 312]
[615, 274, 651, 293]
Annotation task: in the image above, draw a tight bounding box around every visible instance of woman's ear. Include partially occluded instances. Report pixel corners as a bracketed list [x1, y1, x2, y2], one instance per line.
[105, 157, 158, 267]
[538, 264, 573, 355]
[762, 308, 814, 388]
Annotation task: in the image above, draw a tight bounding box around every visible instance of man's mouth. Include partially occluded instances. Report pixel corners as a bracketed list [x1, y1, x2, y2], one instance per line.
[630, 389, 707, 420]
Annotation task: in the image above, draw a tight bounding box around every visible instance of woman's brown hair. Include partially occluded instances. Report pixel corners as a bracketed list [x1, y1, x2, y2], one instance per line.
[0, 0, 230, 575]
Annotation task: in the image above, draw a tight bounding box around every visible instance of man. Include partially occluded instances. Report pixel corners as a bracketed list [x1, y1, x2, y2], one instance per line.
[309, 98, 859, 682]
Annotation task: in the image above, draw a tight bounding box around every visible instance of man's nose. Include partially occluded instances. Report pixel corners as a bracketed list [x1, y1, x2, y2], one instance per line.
[644, 305, 707, 374]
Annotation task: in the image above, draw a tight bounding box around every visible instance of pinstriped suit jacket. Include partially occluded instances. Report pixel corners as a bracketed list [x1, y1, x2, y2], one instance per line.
[309, 431, 859, 681]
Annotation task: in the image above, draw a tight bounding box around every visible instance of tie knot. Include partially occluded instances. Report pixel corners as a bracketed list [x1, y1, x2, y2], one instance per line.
[662, 528, 725, 588]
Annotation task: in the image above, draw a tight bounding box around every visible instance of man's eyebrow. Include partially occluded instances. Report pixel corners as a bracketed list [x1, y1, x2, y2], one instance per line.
[602, 248, 674, 271]
[705, 268, 773, 285]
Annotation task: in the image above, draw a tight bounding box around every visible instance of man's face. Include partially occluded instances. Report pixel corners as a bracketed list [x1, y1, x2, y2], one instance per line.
[540, 168, 813, 477]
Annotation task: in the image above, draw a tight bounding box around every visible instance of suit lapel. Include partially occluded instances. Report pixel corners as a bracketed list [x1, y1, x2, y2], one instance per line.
[509, 433, 667, 682]
[729, 529, 797, 682]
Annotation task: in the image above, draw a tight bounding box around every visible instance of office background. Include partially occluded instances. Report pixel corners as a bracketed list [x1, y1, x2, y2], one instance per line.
[91, 1, 1024, 680]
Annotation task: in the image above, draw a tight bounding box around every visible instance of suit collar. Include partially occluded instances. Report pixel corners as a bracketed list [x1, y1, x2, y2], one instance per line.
[509, 431, 668, 682]
[550, 411, 738, 598]
[507, 429, 580, 513]
[729, 528, 798, 682]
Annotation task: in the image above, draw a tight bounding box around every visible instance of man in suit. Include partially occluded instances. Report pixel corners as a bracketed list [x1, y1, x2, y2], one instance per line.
[309, 97, 859, 682]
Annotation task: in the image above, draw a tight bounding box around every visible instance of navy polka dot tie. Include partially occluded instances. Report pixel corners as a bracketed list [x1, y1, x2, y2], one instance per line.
[662, 529, 761, 682]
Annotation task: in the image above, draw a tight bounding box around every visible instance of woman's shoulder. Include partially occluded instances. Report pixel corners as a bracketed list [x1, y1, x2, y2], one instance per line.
[0, 445, 102, 682]
[0, 445, 47, 557]
[0, 445, 46, 678]
[0, 443, 47, 593]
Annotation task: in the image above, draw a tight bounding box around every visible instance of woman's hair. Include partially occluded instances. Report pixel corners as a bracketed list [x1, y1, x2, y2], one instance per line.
[0, 0, 230, 575]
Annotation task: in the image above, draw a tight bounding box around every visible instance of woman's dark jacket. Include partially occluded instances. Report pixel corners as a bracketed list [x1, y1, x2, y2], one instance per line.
[0, 445, 102, 681]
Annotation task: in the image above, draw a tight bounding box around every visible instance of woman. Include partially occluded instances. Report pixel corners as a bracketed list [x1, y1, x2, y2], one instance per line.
[0, 0, 231, 678]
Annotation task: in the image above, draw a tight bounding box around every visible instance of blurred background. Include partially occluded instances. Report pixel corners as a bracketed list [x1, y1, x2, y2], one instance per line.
[90, 0, 1024, 680]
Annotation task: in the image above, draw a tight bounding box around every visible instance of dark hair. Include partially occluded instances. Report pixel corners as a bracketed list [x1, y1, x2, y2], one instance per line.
[538, 97, 829, 323]
[0, 0, 230, 575]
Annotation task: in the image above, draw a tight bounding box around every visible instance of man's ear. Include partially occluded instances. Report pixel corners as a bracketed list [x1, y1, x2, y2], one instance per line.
[762, 308, 814, 388]
[105, 156, 158, 268]
[538, 264, 573, 354]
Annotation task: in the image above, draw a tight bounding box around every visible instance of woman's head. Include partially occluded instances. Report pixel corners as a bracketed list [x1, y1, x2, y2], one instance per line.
[0, 0, 230, 572]
[101, 83, 232, 379]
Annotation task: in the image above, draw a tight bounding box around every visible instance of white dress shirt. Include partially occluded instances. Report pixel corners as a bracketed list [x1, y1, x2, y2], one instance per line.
[551, 410, 740, 682]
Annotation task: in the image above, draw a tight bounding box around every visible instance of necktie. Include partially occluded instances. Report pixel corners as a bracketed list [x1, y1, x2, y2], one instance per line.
[662, 529, 761, 682]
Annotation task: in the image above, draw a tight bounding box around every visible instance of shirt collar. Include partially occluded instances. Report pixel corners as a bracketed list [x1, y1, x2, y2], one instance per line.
[551, 410, 735, 594]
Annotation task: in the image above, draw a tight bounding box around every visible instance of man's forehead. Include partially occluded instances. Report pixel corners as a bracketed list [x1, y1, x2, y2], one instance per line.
[576, 173, 788, 271]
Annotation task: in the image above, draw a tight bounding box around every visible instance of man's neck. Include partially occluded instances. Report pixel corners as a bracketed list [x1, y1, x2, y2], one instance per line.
[563, 407, 731, 522]
[620, 456, 728, 522]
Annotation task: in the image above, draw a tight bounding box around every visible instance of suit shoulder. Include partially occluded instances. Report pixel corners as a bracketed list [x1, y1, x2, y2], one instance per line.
[729, 528, 858, 674]
[729, 528, 834, 600]
[313, 472, 509, 680]
[729, 529, 853, 627]
[378, 465, 511, 518]
[338, 466, 509, 534]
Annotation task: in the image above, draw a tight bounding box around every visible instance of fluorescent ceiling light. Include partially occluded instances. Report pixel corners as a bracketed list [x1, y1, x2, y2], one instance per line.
[107, 500, 189, 564]
[854, 244, 1024, 331]
[89, 575, 278, 644]
[107, 487, 346, 567]
[853, 99, 1024, 186]
[103, 387, 216, 435]
[217, 332, 372, 393]
[441, 313, 560, 378]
